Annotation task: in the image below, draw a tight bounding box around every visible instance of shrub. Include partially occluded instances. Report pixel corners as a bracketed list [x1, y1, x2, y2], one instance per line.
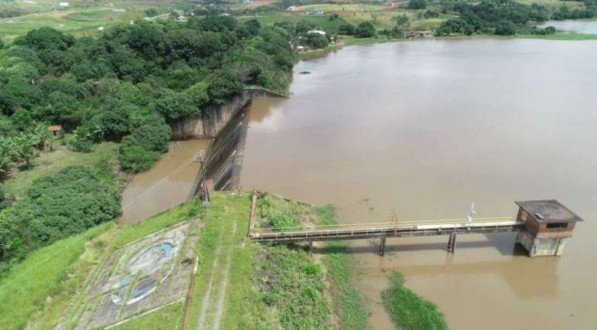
[382, 271, 447, 329]
[118, 113, 171, 173]
[0, 184, 11, 210]
[155, 92, 199, 123]
[338, 24, 356, 35]
[355, 22, 376, 38]
[0, 137, 14, 179]
[207, 70, 244, 105]
[408, 0, 427, 10]
[4, 166, 120, 255]
[495, 21, 517, 35]
[270, 213, 300, 231]
[119, 137, 160, 173]
[304, 33, 329, 49]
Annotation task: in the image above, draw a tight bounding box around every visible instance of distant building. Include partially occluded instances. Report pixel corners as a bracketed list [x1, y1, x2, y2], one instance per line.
[59, 2, 69, 8]
[307, 30, 326, 36]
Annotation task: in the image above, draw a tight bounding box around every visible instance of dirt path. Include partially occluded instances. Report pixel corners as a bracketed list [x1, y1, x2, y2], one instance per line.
[196, 219, 239, 330]
[212, 221, 237, 329]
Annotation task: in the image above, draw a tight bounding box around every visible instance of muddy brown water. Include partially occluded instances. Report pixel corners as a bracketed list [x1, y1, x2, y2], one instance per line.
[239, 40, 597, 329]
[120, 140, 210, 224]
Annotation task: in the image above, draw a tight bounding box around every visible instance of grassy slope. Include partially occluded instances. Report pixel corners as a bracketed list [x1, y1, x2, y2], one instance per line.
[0, 223, 111, 330]
[3, 142, 122, 200]
[382, 272, 447, 330]
[14, 200, 202, 330]
[112, 302, 185, 330]
[317, 205, 368, 330]
[1, 191, 389, 330]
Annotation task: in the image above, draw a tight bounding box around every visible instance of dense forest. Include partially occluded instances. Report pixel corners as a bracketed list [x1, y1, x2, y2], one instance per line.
[0, 16, 294, 270]
[436, 0, 596, 36]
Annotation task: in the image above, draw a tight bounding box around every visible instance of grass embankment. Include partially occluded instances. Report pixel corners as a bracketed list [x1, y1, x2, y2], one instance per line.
[3, 142, 122, 200]
[6, 200, 202, 330]
[382, 272, 447, 330]
[317, 205, 368, 329]
[1, 191, 367, 329]
[0, 222, 112, 330]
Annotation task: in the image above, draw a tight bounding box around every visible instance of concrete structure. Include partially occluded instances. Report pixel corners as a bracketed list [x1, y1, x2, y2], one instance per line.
[249, 198, 584, 257]
[515, 200, 583, 257]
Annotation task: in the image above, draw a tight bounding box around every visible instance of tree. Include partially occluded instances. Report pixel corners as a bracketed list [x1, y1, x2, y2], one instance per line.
[0, 79, 40, 115]
[19, 27, 75, 51]
[119, 136, 160, 173]
[355, 22, 376, 38]
[0, 137, 14, 179]
[436, 18, 474, 36]
[0, 184, 12, 210]
[11, 133, 39, 169]
[90, 107, 132, 141]
[155, 92, 199, 123]
[207, 70, 244, 105]
[338, 24, 356, 35]
[304, 33, 329, 49]
[6, 166, 120, 252]
[495, 21, 516, 35]
[145, 8, 158, 17]
[408, 0, 427, 10]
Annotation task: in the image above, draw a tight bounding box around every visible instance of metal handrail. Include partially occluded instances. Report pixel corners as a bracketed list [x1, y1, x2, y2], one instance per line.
[251, 216, 515, 234]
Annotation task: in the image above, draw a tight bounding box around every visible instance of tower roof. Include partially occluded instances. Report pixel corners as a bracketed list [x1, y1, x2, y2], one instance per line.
[515, 200, 584, 223]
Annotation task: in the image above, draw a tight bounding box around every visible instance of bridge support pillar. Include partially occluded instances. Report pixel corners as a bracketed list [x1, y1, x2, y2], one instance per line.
[308, 240, 313, 253]
[379, 237, 387, 256]
[447, 232, 457, 253]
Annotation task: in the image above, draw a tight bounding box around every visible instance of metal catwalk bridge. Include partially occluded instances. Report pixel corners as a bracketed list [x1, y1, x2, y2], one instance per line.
[249, 217, 525, 242]
[246, 194, 526, 255]
[249, 218, 525, 255]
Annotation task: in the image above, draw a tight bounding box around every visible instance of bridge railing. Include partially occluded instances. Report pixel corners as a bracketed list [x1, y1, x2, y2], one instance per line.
[250, 216, 515, 235]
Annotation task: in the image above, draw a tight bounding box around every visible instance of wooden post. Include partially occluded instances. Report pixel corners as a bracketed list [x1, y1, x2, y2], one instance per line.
[447, 232, 457, 253]
[379, 236, 387, 256]
[308, 240, 313, 253]
[247, 190, 259, 237]
[181, 256, 199, 330]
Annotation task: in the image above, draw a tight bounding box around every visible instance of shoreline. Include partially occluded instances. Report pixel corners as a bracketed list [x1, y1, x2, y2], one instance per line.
[300, 31, 597, 60]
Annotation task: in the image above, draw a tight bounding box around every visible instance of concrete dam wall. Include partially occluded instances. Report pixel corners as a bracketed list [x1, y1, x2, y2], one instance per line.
[187, 87, 284, 196]
[171, 87, 284, 140]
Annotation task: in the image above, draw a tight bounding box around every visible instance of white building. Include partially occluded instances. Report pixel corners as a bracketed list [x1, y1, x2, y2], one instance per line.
[307, 30, 326, 36]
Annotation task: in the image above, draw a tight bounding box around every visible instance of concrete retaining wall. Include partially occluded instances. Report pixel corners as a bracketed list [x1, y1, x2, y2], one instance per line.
[171, 87, 284, 140]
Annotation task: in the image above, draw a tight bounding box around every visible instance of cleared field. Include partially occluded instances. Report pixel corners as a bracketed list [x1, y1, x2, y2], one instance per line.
[0, 0, 195, 41]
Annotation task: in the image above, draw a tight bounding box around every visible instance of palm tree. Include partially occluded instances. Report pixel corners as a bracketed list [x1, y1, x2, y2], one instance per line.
[0, 138, 14, 179]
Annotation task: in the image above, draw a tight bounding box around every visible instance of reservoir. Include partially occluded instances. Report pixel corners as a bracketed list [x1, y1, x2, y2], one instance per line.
[240, 39, 597, 329]
[121, 140, 210, 224]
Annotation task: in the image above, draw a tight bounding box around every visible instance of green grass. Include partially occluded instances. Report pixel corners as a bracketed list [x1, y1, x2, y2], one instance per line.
[0, 222, 111, 330]
[110, 198, 202, 250]
[318, 205, 368, 330]
[0, 2, 167, 42]
[24, 225, 118, 329]
[382, 271, 447, 330]
[112, 301, 185, 330]
[187, 192, 264, 328]
[517, 32, 597, 40]
[3, 142, 121, 200]
[255, 244, 332, 329]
